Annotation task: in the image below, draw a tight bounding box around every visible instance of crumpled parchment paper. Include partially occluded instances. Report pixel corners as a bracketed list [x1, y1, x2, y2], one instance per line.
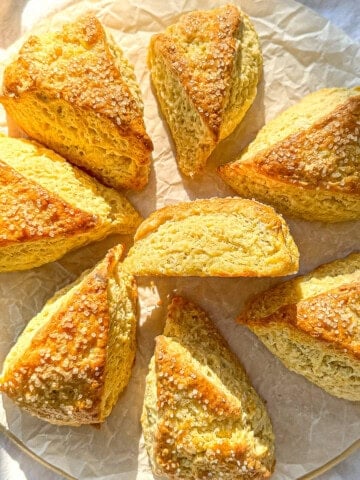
[0, 0, 359, 479]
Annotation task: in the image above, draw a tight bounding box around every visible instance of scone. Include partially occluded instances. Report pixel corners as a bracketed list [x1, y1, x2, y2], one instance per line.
[0, 245, 137, 425]
[238, 253, 360, 401]
[142, 296, 275, 479]
[218, 87, 360, 222]
[148, 4, 262, 177]
[124, 197, 299, 277]
[0, 14, 153, 190]
[0, 134, 141, 272]
[141, 297, 275, 480]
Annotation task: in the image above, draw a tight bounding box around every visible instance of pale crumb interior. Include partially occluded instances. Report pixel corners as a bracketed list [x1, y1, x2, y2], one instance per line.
[126, 211, 298, 276]
[150, 47, 214, 176]
[254, 325, 360, 401]
[221, 164, 360, 223]
[5, 96, 148, 190]
[101, 265, 137, 418]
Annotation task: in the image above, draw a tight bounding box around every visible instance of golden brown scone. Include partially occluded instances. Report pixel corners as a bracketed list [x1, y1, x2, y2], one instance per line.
[148, 4, 262, 177]
[124, 197, 299, 277]
[0, 245, 137, 425]
[0, 134, 141, 272]
[142, 296, 275, 480]
[0, 14, 153, 190]
[218, 87, 360, 222]
[238, 253, 360, 401]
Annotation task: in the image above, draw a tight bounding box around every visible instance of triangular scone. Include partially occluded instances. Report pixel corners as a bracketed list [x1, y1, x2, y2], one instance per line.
[238, 253, 360, 401]
[124, 197, 299, 277]
[0, 15, 153, 190]
[142, 297, 275, 479]
[218, 87, 360, 222]
[0, 135, 141, 272]
[148, 4, 262, 177]
[0, 245, 137, 425]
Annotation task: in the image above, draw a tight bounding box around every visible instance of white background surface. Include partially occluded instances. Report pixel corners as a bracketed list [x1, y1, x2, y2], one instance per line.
[0, 0, 359, 479]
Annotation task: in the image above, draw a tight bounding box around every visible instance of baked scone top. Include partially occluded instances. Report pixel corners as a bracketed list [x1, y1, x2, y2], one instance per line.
[221, 87, 360, 194]
[0, 134, 142, 247]
[218, 87, 360, 222]
[0, 247, 116, 424]
[150, 4, 262, 140]
[240, 252, 360, 359]
[142, 297, 275, 479]
[0, 157, 97, 247]
[2, 14, 153, 150]
[246, 88, 359, 193]
[0, 245, 138, 425]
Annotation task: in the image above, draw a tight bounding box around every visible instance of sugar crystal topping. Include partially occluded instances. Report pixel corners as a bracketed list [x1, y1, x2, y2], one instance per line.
[0, 160, 97, 246]
[154, 5, 242, 135]
[253, 96, 360, 193]
[3, 15, 143, 133]
[0, 253, 113, 423]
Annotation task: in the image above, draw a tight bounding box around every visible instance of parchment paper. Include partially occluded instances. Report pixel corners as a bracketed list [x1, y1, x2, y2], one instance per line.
[0, 1, 359, 479]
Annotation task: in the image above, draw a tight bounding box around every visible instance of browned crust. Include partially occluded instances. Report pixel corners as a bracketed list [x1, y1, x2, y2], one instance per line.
[220, 94, 360, 195]
[1, 15, 153, 156]
[241, 283, 360, 360]
[151, 297, 274, 479]
[0, 159, 99, 247]
[155, 335, 242, 417]
[134, 197, 286, 242]
[149, 4, 242, 138]
[155, 420, 266, 479]
[0, 246, 123, 425]
[154, 335, 248, 477]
